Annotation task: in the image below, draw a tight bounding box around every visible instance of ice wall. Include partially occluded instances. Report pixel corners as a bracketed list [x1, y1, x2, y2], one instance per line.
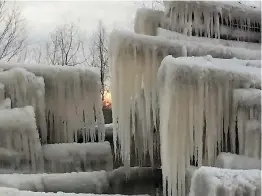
[0, 63, 105, 144]
[0, 68, 47, 144]
[157, 55, 261, 196]
[0, 106, 44, 172]
[109, 29, 261, 167]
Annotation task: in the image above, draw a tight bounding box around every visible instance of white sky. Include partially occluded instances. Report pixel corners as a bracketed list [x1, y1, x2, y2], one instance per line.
[17, 1, 142, 43]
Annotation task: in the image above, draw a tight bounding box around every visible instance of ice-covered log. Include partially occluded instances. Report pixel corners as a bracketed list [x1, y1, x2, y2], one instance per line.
[157, 28, 261, 51]
[0, 98, 11, 109]
[215, 152, 261, 170]
[0, 83, 4, 101]
[0, 187, 151, 196]
[109, 30, 260, 168]
[134, 8, 166, 35]
[0, 171, 109, 193]
[189, 166, 261, 196]
[157, 55, 261, 196]
[164, 1, 261, 43]
[0, 106, 43, 172]
[42, 142, 113, 173]
[0, 68, 47, 144]
[0, 63, 105, 144]
[231, 89, 261, 156]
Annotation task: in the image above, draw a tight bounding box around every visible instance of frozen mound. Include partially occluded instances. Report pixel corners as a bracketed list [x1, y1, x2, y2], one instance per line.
[0, 68, 47, 143]
[0, 63, 105, 143]
[0, 187, 151, 196]
[109, 29, 261, 167]
[42, 142, 113, 173]
[0, 171, 109, 193]
[157, 55, 261, 196]
[0, 98, 11, 109]
[157, 28, 261, 51]
[231, 89, 261, 156]
[0, 106, 43, 172]
[215, 152, 261, 170]
[164, 1, 261, 43]
[189, 166, 261, 196]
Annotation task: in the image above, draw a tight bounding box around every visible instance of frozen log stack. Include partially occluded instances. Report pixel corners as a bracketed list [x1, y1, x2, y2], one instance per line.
[215, 152, 261, 170]
[0, 106, 44, 173]
[231, 88, 261, 157]
[164, 1, 261, 43]
[109, 29, 260, 168]
[157, 55, 261, 196]
[0, 187, 151, 196]
[0, 63, 105, 144]
[0, 68, 47, 143]
[189, 167, 261, 196]
[42, 142, 113, 173]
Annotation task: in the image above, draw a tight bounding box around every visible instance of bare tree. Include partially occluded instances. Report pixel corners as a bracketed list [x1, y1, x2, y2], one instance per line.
[87, 20, 108, 101]
[0, 0, 27, 62]
[45, 22, 85, 66]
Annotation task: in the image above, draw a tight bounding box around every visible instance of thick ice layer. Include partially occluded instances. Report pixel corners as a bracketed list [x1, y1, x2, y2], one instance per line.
[0, 106, 43, 172]
[109, 30, 260, 168]
[0, 63, 105, 144]
[0, 187, 151, 196]
[42, 142, 113, 173]
[0, 68, 47, 144]
[231, 89, 261, 156]
[0, 98, 11, 109]
[0, 171, 109, 194]
[164, 1, 261, 43]
[134, 8, 165, 35]
[189, 166, 261, 196]
[215, 152, 261, 170]
[157, 56, 261, 196]
[157, 28, 261, 51]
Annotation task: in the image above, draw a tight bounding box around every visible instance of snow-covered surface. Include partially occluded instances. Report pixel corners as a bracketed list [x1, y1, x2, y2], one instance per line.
[42, 142, 113, 173]
[157, 55, 261, 196]
[0, 106, 43, 172]
[164, 1, 261, 42]
[0, 98, 11, 109]
[215, 152, 261, 170]
[0, 68, 47, 143]
[189, 166, 261, 196]
[109, 30, 260, 167]
[157, 28, 261, 51]
[134, 8, 166, 35]
[0, 63, 105, 144]
[0, 187, 150, 196]
[231, 89, 261, 157]
[0, 171, 109, 193]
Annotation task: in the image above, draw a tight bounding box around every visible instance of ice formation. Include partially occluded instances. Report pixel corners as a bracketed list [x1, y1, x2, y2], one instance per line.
[0, 171, 109, 193]
[42, 142, 113, 173]
[0, 187, 151, 196]
[231, 89, 261, 156]
[0, 106, 44, 172]
[0, 63, 105, 143]
[189, 166, 261, 196]
[215, 152, 261, 170]
[134, 8, 165, 36]
[0, 98, 11, 109]
[157, 55, 261, 196]
[164, 1, 261, 43]
[109, 29, 261, 167]
[0, 68, 47, 144]
[157, 28, 261, 50]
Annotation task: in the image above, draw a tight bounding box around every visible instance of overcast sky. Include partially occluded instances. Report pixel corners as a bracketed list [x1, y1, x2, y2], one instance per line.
[17, 1, 143, 44]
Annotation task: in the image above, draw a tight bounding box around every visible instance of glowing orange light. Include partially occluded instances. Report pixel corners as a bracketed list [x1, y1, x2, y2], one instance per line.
[103, 90, 112, 108]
